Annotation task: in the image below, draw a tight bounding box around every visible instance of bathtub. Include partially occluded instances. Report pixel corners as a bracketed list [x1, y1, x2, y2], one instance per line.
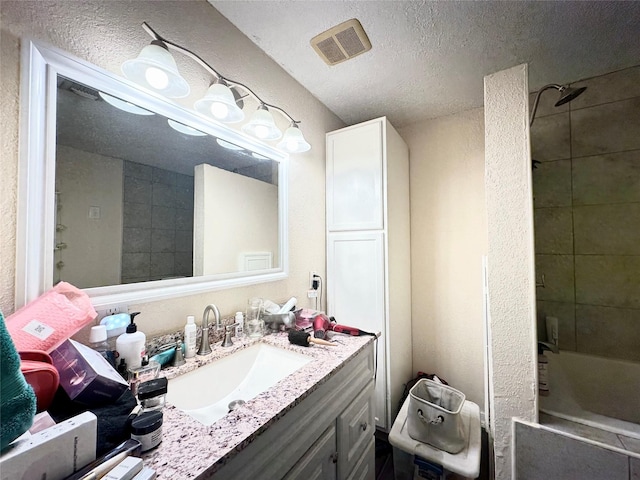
[539, 350, 640, 440]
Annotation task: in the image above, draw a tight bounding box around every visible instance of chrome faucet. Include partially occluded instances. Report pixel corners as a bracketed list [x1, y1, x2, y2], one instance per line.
[197, 304, 221, 356]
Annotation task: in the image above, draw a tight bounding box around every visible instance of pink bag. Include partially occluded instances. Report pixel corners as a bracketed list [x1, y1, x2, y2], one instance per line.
[6, 282, 97, 353]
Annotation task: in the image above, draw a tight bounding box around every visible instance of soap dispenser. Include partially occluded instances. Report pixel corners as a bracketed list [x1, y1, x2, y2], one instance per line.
[116, 312, 146, 370]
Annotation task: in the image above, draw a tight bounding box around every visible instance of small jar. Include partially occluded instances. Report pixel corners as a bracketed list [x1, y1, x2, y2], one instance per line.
[130, 410, 163, 452]
[137, 377, 168, 412]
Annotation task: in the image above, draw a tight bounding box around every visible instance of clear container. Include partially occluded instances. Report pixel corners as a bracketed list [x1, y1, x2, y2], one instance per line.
[89, 325, 116, 367]
[138, 377, 167, 412]
[141, 395, 166, 411]
[245, 319, 264, 338]
[128, 359, 161, 396]
[246, 298, 264, 338]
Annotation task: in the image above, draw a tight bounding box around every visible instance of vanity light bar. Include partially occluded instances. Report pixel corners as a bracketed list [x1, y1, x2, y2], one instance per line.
[123, 22, 311, 153]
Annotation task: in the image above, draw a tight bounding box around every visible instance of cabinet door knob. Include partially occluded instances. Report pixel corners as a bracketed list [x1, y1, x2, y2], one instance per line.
[360, 422, 368, 431]
[330, 452, 338, 464]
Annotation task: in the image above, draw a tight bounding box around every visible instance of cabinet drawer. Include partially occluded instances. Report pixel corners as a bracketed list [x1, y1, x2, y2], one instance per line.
[283, 424, 337, 480]
[337, 380, 375, 479]
[345, 437, 374, 480]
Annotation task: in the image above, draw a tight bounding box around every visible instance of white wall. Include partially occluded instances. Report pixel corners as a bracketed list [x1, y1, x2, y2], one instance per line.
[194, 164, 278, 275]
[399, 108, 487, 410]
[0, 1, 344, 333]
[55, 145, 123, 287]
[484, 64, 537, 479]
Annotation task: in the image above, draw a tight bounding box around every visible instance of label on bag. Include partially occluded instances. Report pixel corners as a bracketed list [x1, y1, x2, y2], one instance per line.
[22, 319, 55, 340]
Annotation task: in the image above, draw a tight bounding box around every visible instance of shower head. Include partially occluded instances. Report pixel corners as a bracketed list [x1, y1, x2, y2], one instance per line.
[555, 85, 587, 107]
[529, 83, 587, 126]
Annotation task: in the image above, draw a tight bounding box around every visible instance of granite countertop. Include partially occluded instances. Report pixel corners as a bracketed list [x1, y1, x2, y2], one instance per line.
[141, 331, 376, 479]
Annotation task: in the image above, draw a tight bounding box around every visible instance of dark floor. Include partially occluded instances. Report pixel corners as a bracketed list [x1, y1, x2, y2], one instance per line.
[375, 430, 395, 480]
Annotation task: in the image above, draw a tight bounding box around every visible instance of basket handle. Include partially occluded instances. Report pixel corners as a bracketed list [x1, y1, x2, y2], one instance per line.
[417, 409, 444, 425]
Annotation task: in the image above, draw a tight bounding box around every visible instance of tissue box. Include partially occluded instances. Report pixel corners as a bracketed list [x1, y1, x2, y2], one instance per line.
[0, 411, 97, 480]
[51, 339, 129, 405]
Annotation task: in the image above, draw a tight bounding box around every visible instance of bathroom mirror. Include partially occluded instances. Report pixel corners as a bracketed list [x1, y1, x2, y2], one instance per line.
[16, 40, 288, 308]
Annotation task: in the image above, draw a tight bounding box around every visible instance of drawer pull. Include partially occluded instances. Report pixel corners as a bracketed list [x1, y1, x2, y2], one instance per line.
[360, 422, 368, 431]
[330, 452, 338, 464]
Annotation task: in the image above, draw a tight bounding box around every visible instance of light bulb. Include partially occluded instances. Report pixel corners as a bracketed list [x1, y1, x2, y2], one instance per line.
[286, 140, 298, 151]
[145, 67, 169, 90]
[210, 102, 229, 119]
[255, 125, 269, 139]
[277, 124, 310, 152]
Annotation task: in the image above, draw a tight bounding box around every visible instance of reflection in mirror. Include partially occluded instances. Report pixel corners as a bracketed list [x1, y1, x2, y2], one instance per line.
[54, 76, 279, 289]
[18, 41, 288, 308]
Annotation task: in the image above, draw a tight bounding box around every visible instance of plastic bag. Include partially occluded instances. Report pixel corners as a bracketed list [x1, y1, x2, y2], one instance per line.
[6, 282, 97, 353]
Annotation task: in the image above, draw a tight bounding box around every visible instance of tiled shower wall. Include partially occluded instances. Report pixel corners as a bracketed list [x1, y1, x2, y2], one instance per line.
[121, 161, 194, 283]
[532, 65, 640, 363]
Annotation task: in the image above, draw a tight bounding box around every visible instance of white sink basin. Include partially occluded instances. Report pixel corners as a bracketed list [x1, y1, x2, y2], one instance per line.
[166, 343, 312, 426]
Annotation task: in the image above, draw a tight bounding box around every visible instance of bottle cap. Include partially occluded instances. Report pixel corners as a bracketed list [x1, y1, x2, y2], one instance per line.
[187, 315, 195, 324]
[126, 312, 141, 334]
[138, 377, 168, 400]
[130, 410, 163, 435]
[89, 325, 107, 343]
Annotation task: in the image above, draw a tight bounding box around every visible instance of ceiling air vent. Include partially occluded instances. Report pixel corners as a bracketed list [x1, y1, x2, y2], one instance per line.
[311, 18, 372, 66]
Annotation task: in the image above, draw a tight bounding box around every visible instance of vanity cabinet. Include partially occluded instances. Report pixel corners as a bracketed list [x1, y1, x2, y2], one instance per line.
[326, 117, 412, 431]
[212, 343, 375, 480]
[282, 382, 375, 480]
[282, 425, 337, 480]
[337, 383, 375, 479]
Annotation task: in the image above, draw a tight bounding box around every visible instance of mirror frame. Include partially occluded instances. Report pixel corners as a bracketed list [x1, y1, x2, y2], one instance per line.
[16, 39, 289, 309]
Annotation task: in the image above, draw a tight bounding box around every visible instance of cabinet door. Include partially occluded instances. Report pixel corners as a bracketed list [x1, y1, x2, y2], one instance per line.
[327, 232, 387, 429]
[345, 438, 375, 480]
[283, 424, 337, 480]
[337, 381, 375, 479]
[327, 120, 384, 231]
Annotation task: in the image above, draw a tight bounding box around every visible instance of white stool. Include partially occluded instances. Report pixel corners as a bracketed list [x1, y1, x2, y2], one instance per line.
[388, 396, 482, 480]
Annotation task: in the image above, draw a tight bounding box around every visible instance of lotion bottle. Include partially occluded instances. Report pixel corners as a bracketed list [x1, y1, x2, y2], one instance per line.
[184, 315, 197, 358]
[538, 344, 549, 396]
[116, 312, 146, 370]
[235, 311, 244, 338]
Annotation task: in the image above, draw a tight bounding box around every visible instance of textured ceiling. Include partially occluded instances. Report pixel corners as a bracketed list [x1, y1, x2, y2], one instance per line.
[210, 0, 640, 128]
[57, 78, 277, 184]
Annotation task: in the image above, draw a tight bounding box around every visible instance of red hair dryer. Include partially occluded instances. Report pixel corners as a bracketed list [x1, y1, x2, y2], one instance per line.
[312, 314, 375, 339]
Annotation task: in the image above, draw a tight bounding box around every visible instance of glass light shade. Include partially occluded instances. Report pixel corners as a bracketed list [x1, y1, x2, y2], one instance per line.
[242, 107, 282, 140]
[99, 92, 155, 116]
[277, 124, 311, 153]
[122, 43, 190, 98]
[167, 119, 207, 136]
[194, 83, 244, 123]
[216, 138, 244, 150]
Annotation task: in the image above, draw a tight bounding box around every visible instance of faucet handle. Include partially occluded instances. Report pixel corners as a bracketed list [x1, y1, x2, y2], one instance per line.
[172, 341, 186, 367]
[222, 323, 239, 347]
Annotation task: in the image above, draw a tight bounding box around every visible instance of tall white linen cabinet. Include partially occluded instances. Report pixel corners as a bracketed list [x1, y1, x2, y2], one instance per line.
[326, 116, 412, 431]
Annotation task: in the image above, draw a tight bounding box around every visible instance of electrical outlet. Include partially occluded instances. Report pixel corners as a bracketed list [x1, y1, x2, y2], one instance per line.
[96, 304, 128, 320]
[307, 289, 318, 298]
[309, 271, 318, 290]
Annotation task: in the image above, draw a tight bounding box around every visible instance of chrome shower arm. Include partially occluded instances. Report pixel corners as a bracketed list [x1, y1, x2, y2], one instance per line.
[529, 84, 563, 127]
